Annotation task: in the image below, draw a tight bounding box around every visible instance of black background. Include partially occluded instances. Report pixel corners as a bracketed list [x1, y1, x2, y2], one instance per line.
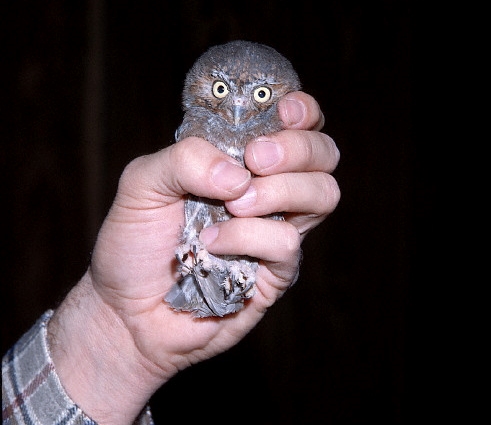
[3, 1, 414, 424]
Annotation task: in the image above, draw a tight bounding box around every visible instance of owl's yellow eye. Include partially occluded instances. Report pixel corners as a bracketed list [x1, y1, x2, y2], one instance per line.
[253, 86, 272, 103]
[212, 81, 229, 98]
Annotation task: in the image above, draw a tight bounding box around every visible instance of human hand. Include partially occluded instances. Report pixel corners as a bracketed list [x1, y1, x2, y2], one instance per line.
[48, 91, 340, 424]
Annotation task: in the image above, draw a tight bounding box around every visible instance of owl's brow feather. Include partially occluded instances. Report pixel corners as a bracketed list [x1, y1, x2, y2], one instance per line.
[208, 70, 283, 89]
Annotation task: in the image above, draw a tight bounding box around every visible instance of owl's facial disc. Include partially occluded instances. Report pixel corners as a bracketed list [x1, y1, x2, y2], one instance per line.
[209, 79, 276, 126]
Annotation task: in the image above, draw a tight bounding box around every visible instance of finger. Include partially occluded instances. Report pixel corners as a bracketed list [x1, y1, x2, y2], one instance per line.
[199, 217, 301, 265]
[245, 130, 340, 176]
[277, 91, 325, 131]
[117, 137, 251, 206]
[226, 172, 340, 220]
[199, 218, 302, 293]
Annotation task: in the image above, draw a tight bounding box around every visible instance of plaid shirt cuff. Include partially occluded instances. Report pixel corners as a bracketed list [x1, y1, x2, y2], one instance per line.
[2, 310, 154, 425]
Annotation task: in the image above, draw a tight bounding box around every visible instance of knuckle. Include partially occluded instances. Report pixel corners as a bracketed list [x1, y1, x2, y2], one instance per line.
[309, 173, 341, 216]
[170, 138, 193, 165]
[282, 222, 302, 256]
[118, 155, 148, 190]
[301, 132, 315, 164]
[322, 133, 340, 171]
[320, 174, 341, 213]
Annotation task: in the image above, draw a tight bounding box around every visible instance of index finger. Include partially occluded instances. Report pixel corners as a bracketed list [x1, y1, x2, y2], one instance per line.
[245, 130, 340, 176]
[277, 91, 325, 131]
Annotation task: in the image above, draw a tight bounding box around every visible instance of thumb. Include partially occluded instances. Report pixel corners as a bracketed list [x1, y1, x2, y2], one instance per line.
[116, 137, 252, 209]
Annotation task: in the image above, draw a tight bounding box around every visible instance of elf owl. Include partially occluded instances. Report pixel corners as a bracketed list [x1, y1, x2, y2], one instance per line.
[164, 40, 301, 318]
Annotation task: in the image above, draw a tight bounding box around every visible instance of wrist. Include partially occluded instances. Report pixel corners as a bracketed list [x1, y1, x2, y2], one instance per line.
[48, 272, 164, 424]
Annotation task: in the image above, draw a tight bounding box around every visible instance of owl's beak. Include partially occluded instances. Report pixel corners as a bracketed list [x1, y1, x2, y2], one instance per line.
[233, 105, 246, 126]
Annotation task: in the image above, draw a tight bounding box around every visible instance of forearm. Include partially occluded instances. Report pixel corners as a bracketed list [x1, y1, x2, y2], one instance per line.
[48, 272, 164, 425]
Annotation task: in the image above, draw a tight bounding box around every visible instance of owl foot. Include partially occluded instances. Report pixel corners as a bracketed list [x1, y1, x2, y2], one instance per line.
[175, 239, 217, 274]
[225, 260, 257, 298]
[166, 242, 258, 318]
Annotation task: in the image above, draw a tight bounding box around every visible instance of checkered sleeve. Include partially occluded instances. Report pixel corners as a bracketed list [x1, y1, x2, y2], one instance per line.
[2, 310, 154, 425]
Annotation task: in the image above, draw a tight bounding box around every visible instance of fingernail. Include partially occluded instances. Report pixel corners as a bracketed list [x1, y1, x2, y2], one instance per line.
[282, 98, 304, 125]
[199, 225, 219, 246]
[211, 160, 250, 191]
[250, 139, 282, 171]
[229, 185, 256, 210]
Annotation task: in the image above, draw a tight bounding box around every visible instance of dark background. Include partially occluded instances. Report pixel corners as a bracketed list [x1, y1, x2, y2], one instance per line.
[3, 1, 414, 424]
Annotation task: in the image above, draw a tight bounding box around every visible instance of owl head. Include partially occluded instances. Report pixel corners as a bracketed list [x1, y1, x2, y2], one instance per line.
[182, 40, 301, 127]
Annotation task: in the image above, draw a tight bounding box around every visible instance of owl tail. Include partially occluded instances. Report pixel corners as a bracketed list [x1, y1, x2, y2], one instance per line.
[164, 269, 245, 318]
